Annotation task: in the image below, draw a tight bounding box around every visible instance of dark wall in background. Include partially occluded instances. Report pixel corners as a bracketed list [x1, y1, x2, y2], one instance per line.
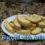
[0, 0, 45, 3]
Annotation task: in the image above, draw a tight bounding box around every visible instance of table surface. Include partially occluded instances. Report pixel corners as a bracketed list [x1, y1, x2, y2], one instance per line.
[0, 2, 45, 45]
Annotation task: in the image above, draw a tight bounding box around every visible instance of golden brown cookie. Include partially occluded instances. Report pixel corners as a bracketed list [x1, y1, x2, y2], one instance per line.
[9, 21, 14, 28]
[14, 18, 21, 30]
[42, 16, 45, 20]
[38, 20, 45, 28]
[16, 29, 31, 35]
[17, 15, 31, 28]
[43, 28, 45, 32]
[4, 22, 15, 33]
[31, 27, 42, 34]
[30, 23, 36, 30]
[25, 14, 42, 23]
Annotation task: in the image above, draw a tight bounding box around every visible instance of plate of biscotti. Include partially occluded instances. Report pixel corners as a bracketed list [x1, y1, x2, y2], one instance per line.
[1, 14, 45, 40]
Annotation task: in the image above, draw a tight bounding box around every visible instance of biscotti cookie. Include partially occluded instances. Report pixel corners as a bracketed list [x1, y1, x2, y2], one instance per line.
[31, 27, 42, 34]
[25, 14, 42, 23]
[42, 16, 45, 20]
[9, 21, 14, 28]
[17, 15, 31, 28]
[43, 28, 45, 32]
[16, 29, 31, 34]
[38, 20, 45, 28]
[30, 23, 36, 30]
[14, 18, 21, 30]
[4, 22, 15, 33]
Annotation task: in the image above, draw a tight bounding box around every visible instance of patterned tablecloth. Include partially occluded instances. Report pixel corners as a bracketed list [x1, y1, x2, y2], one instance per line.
[0, 2, 45, 45]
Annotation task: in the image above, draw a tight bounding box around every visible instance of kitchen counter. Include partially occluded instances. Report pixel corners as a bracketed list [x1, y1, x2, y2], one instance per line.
[0, 2, 45, 45]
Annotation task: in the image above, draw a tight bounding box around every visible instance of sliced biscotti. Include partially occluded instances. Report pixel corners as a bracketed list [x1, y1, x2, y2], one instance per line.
[43, 28, 45, 32]
[29, 23, 36, 30]
[42, 16, 45, 20]
[25, 14, 42, 23]
[14, 17, 21, 30]
[16, 29, 31, 34]
[38, 20, 45, 28]
[9, 21, 15, 28]
[17, 15, 31, 28]
[4, 22, 15, 33]
[31, 27, 42, 34]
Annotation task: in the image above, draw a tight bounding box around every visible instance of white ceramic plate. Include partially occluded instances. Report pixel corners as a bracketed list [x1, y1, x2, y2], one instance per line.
[1, 14, 45, 40]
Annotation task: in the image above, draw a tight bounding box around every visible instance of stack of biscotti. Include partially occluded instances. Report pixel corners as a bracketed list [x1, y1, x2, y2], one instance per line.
[4, 14, 45, 35]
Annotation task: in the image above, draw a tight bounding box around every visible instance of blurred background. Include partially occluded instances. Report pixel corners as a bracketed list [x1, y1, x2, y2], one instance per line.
[0, 0, 45, 45]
